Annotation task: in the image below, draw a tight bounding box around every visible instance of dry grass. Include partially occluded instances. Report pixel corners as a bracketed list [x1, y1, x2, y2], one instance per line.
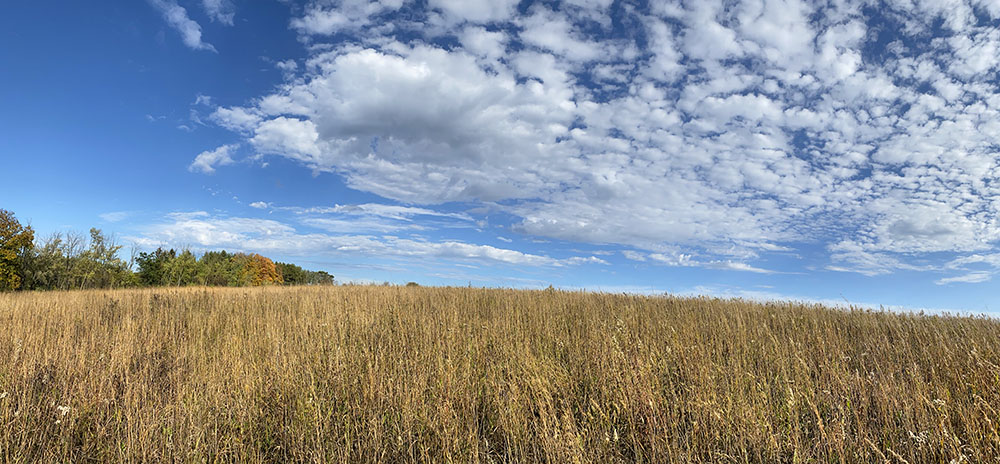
[0, 286, 998, 462]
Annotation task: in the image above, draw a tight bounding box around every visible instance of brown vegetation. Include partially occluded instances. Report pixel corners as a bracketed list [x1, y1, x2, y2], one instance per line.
[0, 286, 998, 462]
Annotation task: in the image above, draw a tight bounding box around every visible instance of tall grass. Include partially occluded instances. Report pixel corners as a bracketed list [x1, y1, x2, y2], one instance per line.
[0, 286, 998, 462]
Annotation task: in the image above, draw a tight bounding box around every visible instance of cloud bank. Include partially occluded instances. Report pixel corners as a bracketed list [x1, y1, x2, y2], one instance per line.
[198, 0, 1000, 283]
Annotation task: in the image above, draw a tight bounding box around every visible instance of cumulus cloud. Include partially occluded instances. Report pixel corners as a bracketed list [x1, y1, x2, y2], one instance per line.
[429, 0, 519, 24]
[210, 107, 262, 132]
[291, 0, 406, 36]
[459, 26, 507, 61]
[518, 6, 607, 61]
[148, 0, 216, 52]
[189, 144, 238, 174]
[196, 0, 1000, 283]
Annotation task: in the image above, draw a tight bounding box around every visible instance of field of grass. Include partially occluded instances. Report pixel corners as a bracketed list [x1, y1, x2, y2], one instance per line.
[0, 286, 998, 462]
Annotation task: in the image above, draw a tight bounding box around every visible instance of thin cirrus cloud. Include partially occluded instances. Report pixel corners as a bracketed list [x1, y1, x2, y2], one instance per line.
[200, 0, 234, 25]
[147, 0, 217, 52]
[252, 202, 476, 235]
[191, 0, 1000, 284]
[98, 211, 130, 223]
[936, 272, 993, 286]
[293, 204, 474, 222]
[132, 211, 607, 268]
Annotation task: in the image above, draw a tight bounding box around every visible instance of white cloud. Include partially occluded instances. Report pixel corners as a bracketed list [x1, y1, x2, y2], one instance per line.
[254, 202, 479, 235]
[99, 211, 130, 223]
[148, 0, 216, 52]
[275, 59, 298, 79]
[201, 0, 235, 25]
[428, 0, 519, 24]
[210, 107, 262, 132]
[735, 0, 816, 71]
[934, 253, 1000, 285]
[194, 94, 213, 106]
[643, 17, 682, 82]
[291, 0, 406, 36]
[711, 261, 778, 274]
[301, 217, 423, 234]
[681, 2, 743, 61]
[168, 211, 210, 220]
[189, 144, 238, 174]
[936, 272, 993, 285]
[518, 7, 605, 61]
[298, 203, 472, 221]
[622, 250, 647, 262]
[240, 46, 575, 203]
[249, 201, 269, 209]
[251, 117, 323, 165]
[459, 26, 507, 61]
[628, 250, 778, 274]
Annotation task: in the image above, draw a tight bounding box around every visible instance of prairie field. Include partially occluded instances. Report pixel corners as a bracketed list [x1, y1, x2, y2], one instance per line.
[0, 286, 998, 463]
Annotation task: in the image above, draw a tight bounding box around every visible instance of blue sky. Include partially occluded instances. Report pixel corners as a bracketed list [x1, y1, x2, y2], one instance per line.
[3, 0, 1000, 313]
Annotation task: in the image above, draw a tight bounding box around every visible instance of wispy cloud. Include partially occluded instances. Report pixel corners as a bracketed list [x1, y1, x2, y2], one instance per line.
[936, 272, 993, 285]
[132, 212, 607, 268]
[99, 211, 130, 223]
[200, 0, 234, 25]
[148, 0, 216, 52]
[296, 204, 473, 222]
[626, 250, 780, 274]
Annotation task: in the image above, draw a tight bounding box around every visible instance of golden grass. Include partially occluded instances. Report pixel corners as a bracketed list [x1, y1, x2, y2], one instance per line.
[0, 286, 998, 462]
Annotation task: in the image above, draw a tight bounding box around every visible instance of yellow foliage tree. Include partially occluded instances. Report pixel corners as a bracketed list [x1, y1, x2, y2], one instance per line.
[0, 209, 34, 291]
[239, 253, 283, 286]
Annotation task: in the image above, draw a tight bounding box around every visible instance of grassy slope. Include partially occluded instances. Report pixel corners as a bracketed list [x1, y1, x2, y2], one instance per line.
[0, 286, 998, 462]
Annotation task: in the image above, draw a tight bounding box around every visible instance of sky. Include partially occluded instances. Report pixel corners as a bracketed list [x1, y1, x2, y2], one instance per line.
[3, 0, 1000, 313]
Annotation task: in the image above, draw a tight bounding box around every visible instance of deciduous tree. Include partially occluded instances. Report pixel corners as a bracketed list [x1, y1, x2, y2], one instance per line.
[0, 210, 34, 291]
[239, 254, 283, 286]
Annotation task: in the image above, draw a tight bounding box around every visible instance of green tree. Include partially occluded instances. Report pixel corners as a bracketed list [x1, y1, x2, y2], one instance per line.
[164, 249, 198, 286]
[0, 210, 35, 291]
[57, 231, 86, 290]
[27, 231, 84, 291]
[136, 248, 175, 286]
[275, 262, 333, 286]
[307, 270, 335, 285]
[276, 262, 306, 285]
[197, 250, 238, 286]
[23, 233, 61, 290]
[77, 228, 133, 289]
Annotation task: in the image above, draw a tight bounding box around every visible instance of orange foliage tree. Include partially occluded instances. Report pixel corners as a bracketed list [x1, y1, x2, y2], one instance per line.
[238, 253, 283, 286]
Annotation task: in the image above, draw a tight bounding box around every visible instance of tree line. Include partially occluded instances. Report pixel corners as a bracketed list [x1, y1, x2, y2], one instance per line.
[0, 209, 333, 291]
